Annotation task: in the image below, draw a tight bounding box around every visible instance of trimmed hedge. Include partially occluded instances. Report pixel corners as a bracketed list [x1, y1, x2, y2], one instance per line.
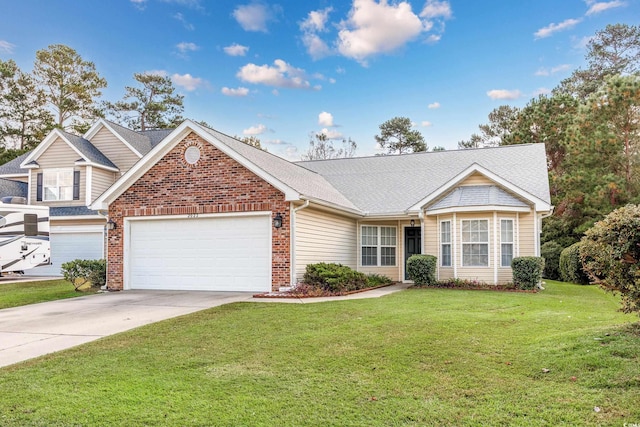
[559, 242, 590, 285]
[303, 263, 369, 293]
[541, 241, 563, 280]
[406, 254, 437, 286]
[511, 256, 544, 290]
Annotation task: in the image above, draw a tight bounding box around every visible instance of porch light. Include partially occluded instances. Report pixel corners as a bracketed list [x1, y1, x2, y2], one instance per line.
[410, 219, 415, 227]
[106, 218, 117, 230]
[273, 213, 283, 229]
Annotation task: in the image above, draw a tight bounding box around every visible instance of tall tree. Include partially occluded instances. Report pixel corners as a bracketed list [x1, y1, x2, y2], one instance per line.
[0, 68, 54, 149]
[106, 72, 184, 131]
[301, 133, 357, 160]
[458, 105, 520, 149]
[375, 117, 426, 154]
[556, 24, 640, 99]
[33, 44, 107, 132]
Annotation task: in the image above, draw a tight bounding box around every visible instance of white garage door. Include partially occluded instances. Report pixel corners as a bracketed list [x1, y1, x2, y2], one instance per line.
[127, 214, 271, 292]
[30, 230, 104, 276]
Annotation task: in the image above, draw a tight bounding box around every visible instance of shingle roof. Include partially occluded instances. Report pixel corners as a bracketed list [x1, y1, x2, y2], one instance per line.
[61, 131, 117, 169]
[0, 151, 31, 176]
[200, 126, 359, 211]
[0, 178, 27, 199]
[429, 185, 529, 210]
[296, 144, 550, 215]
[50, 206, 100, 217]
[103, 120, 154, 155]
[140, 129, 174, 148]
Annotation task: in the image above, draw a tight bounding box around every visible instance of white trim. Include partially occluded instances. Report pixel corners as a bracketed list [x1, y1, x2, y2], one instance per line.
[426, 205, 531, 216]
[460, 217, 490, 268]
[359, 224, 398, 268]
[439, 219, 452, 267]
[452, 212, 457, 278]
[50, 225, 105, 233]
[534, 213, 540, 256]
[0, 173, 29, 178]
[493, 212, 498, 283]
[91, 120, 301, 210]
[27, 172, 32, 205]
[85, 166, 93, 206]
[408, 163, 552, 213]
[51, 215, 103, 221]
[74, 159, 119, 173]
[123, 211, 272, 291]
[42, 168, 74, 202]
[20, 129, 90, 169]
[499, 217, 515, 267]
[83, 119, 144, 158]
[516, 213, 520, 257]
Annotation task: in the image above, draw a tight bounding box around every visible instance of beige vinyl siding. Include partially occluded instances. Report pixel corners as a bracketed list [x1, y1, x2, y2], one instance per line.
[358, 220, 400, 281]
[460, 172, 493, 186]
[423, 216, 438, 256]
[517, 211, 536, 256]
[294, 207, 357, 281]
[29, 139, 85, 206]
[91, 168, 117, 202]
[89, 127, 138, 173]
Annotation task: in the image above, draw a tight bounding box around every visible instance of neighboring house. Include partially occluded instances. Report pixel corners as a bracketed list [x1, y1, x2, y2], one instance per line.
[0, 120, 172, 275]
[89, 120, 552, 292]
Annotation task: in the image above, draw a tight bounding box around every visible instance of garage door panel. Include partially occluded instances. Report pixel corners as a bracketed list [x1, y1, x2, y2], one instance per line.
[30, 231, 103, 276]
[128, 215, 271, 292]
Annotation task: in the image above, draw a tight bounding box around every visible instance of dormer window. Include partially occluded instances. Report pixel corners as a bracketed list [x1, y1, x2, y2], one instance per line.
[37, 169, 79, 201]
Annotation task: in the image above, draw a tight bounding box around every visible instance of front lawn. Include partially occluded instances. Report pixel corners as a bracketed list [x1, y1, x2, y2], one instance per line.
[0, 281, 638, 426]
[0, 279, 95, 309]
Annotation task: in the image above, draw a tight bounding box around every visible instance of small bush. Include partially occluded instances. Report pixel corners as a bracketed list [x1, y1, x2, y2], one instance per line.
[406, 254, 437, 286]
[541, 241, 563, 280]
[367, 273, 393, 287]
[559, 242, 590, 285]
[303, 263, 368, 293]
[61, 259, 106, 291]
[511, 256, 544, 290]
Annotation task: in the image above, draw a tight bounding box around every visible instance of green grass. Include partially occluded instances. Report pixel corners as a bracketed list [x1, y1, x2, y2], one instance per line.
[0, 279, 96, 309]
[0, 280, 638, 426]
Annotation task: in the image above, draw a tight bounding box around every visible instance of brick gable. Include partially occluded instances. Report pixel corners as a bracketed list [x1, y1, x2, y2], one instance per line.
[107, 132, 290, 291]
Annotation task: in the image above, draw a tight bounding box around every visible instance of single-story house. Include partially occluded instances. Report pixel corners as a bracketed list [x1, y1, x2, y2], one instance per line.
[91, 120, 552, 292]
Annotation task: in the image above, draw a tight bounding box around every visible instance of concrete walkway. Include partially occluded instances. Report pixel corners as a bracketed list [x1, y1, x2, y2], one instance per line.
[0, 283, 409, 368]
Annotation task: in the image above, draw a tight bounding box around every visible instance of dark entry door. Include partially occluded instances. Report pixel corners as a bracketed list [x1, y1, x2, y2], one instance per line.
[404, 227, 422, 280]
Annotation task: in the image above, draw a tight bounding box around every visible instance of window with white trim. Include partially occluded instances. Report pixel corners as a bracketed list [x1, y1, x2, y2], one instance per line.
[500, 219, 514, 267]
[441, 220, 451, 267]
[461, 219, 489, 266]
[361, 226, 396, 266]
[43, 169, 74, 201]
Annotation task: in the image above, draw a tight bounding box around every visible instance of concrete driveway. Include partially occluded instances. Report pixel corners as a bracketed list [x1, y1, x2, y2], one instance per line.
[0, 290, 255, 368]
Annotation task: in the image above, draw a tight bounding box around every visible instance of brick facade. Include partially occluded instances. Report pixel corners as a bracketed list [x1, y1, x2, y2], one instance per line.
[106, 132, 290, 291]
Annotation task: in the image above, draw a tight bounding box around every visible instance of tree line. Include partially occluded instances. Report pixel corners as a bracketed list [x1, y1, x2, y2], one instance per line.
[0, 44, 184, 162]
[458, 23, 640, 251]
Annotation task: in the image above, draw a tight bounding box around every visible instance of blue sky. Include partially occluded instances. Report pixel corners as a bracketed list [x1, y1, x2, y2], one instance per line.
[1, 0, 638, 159]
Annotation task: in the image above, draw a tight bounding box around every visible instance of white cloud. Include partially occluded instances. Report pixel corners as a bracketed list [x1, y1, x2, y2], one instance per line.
[174, 13, 194, 30]
[300, 8, 334, 60]
[329, 78, 336, 84]
[130, 0, 147, 10]
[300, 7, 333, 32]
[161, 0, 203, 10]
[243, 124, 268, 135]
[320, 128, 343, 140]
[223, 43, 249, 56]
[176, 42, 199, 53]
[318, 111, 334, 127]
[585, 0, 626, 15]
[237, 59, 312, 89]
[221, 86, 250, 97]
[535, 63, 572, 76]
[534, 18, 582, 39]
[171, 73, 205, 91]
[420, 0, 452, 19]
[302, 33, 332, 60]
[487, 89, 522, 100]
[421, 121, 432, 127]
[233, 2, 281, 32]
[336, 67, 346, 74]
[428, 102, 440, 109]
[336, 0, 425, 64]
[0, 40, 15, 54]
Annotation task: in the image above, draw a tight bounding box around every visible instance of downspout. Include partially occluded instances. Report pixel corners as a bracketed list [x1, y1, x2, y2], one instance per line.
[290, 200, 310, 287]
[97, 209, 109, 290]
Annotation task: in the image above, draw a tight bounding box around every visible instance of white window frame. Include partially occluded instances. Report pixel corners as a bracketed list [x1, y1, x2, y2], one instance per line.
[360, 225, 397, 267]
[440, 220, 452, 267]
[500, 219, 514, 267]
[43, 168, 74, 201]
[461, 219, 489, 267]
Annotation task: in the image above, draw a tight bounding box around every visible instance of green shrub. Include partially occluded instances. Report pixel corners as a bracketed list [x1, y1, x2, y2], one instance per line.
[406, 254, 437, 286]
[559, 242, 590, 285]
[540, 241, 563, 280]
[580, 204, 640, 315]
[303, 263, 368, 293]
[367, 273, 393, 287]
[61, 259, 106, 291]
[511, 256, 544, 290]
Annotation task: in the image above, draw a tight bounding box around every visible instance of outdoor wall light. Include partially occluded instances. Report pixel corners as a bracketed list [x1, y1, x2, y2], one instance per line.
[273, 212, 283, 229]
[410, 219, 415, 227]
[106, 218, 117, 230]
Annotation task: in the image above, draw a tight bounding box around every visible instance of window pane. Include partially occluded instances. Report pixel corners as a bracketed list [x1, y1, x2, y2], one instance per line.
[501, 220, 513, 242]
[441, 221, 451, 243]
[462, 220, 488, 243]
[361, 226, 377, 246]
[381, 247, 395, 266]
[441, 244, 451, 266]
[362, 246, 377, 266]
[462, 243, 489, 266]
[59, 170, 73, 186]
[501, 244, 513, 267]
[380, 227, 396, 246]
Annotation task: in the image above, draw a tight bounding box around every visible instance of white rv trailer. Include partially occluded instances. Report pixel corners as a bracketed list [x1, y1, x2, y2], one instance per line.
[0, 197, 50, 273]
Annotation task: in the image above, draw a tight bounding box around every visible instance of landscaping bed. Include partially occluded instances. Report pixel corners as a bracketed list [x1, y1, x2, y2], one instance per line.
[411, 278, 540, 293]
[253, 281, 395, 298]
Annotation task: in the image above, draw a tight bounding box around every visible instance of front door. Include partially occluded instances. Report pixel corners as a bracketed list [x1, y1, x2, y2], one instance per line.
[404, 227, 422, 280]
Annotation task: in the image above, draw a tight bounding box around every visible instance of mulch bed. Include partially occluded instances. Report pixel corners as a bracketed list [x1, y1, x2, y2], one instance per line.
[410, 284, 539, 293]
[253, 283, 395, 299]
